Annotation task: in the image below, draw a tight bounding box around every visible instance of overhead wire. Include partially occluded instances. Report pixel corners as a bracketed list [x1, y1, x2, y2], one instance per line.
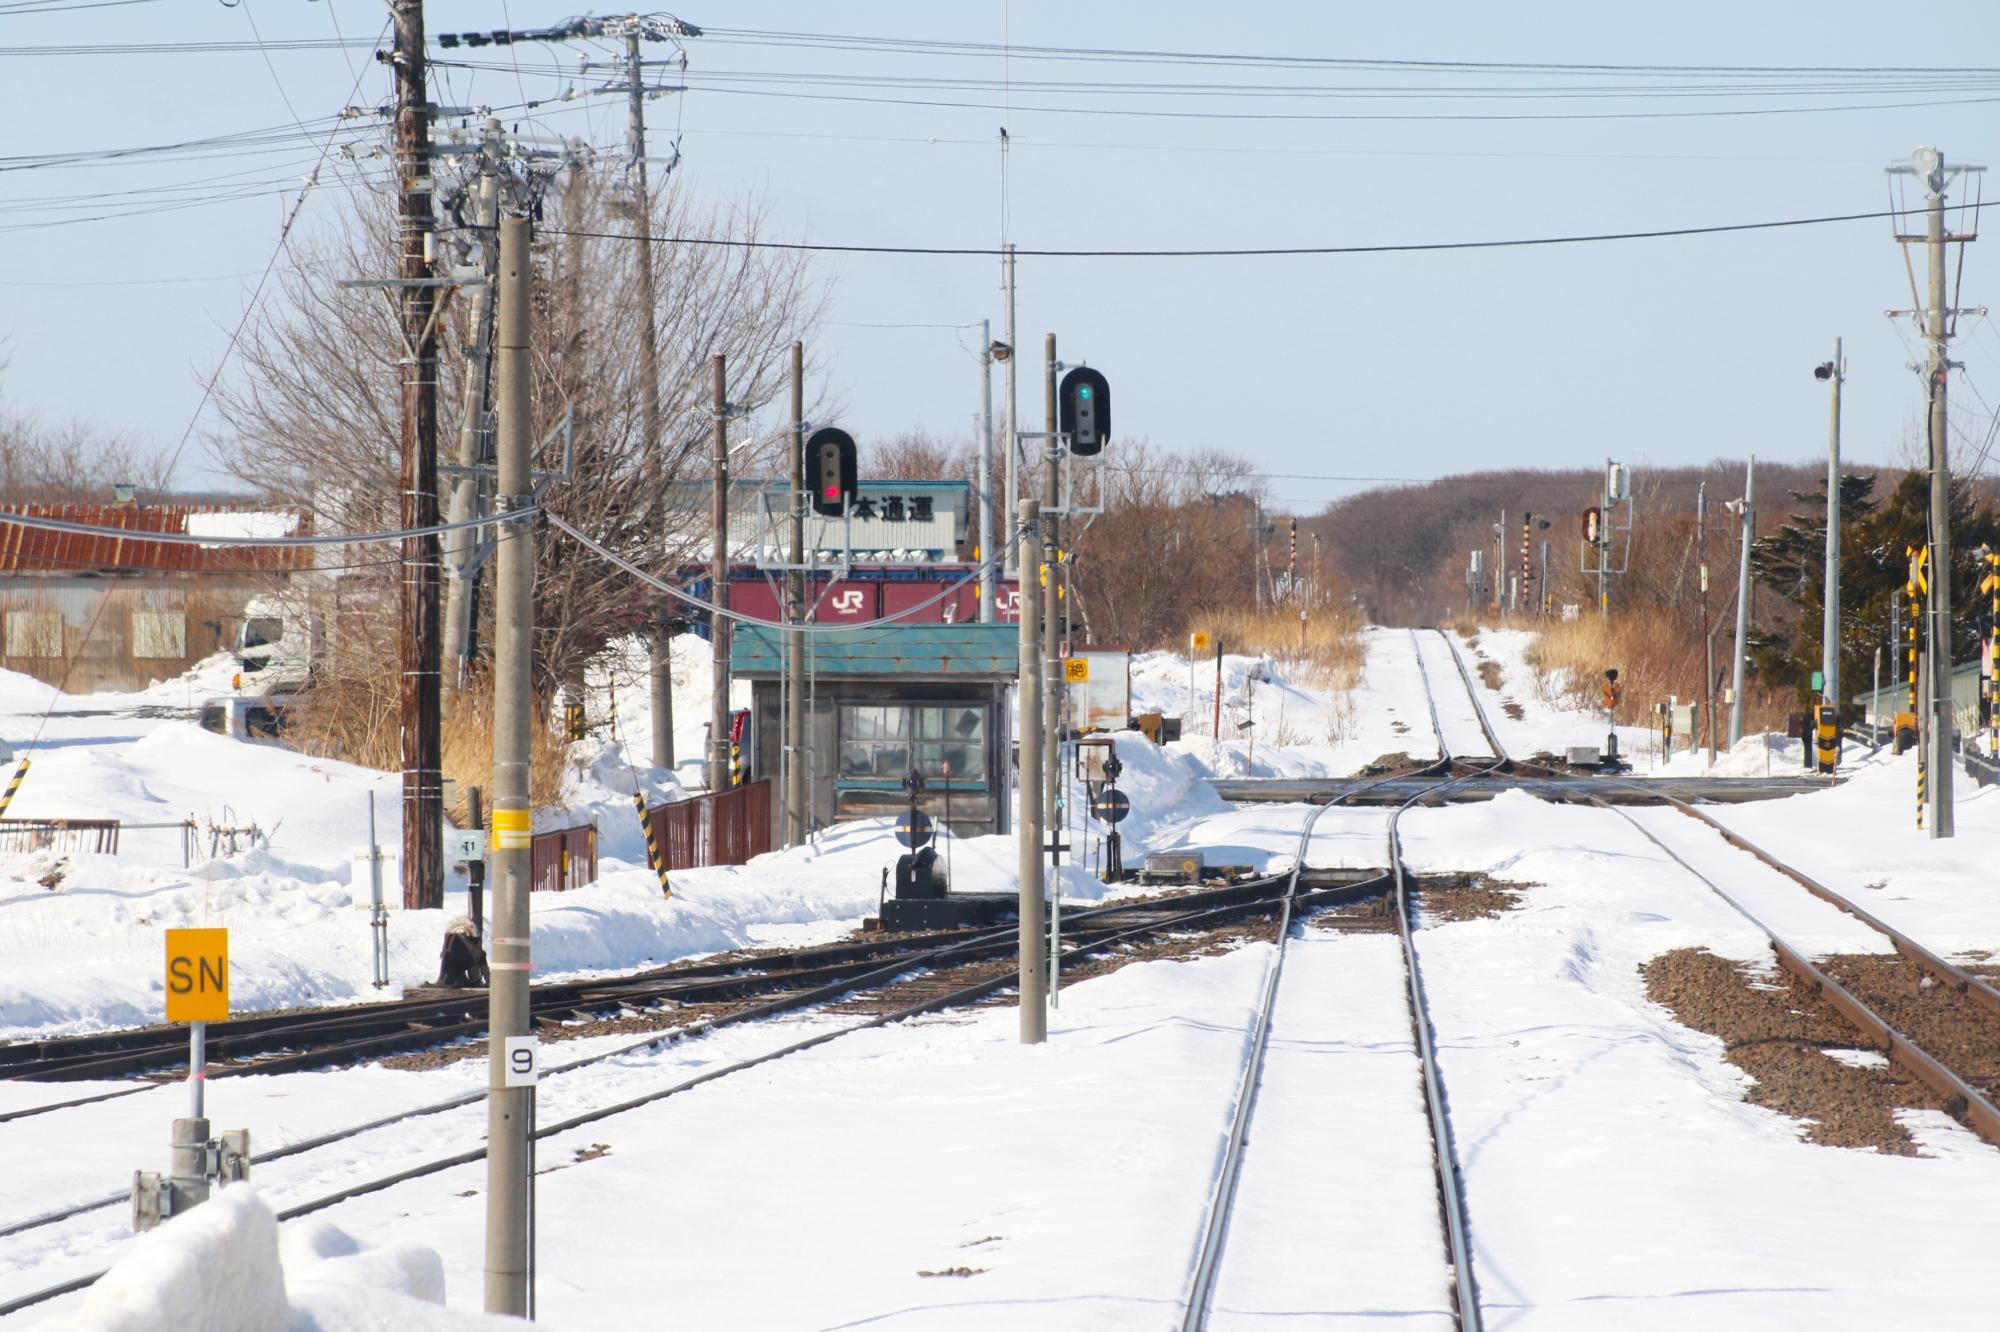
[540, 197, 1997, 259]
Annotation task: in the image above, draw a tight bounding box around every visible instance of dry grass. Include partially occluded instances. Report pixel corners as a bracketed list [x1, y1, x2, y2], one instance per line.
[1197, 604, 1366, 691]
[1525, 614, 1793, 735]
[282, 676, 573, 816]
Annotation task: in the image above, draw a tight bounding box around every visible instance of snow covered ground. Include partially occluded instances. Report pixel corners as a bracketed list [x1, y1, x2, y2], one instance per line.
[3, 623, 1998, 1327]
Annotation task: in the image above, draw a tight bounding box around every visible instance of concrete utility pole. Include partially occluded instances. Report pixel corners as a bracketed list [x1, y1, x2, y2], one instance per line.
[484, 214, 534, 1318]
[1698, 483, 1715, 761]
[1042, 334, 1061, 841]
[621, 21, 678, 776]
[392, 0, 443, 911]
[442, 117, 502, 694]
[1921, 167, 1957, 836]
[786, 341, 807, 846]
[1821, 338, 1844, 720]
[1728, 456, 1755, 747]
[978, 319, 997, 623]
[1003, 245, 1019, 579]
[709, 355, 733, 794]
[1016, 497, 1046, 1043]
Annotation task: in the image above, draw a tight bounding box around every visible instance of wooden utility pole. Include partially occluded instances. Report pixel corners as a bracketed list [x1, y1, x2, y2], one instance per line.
[393, 0, 443, 910]
[709, 354, 732, 794]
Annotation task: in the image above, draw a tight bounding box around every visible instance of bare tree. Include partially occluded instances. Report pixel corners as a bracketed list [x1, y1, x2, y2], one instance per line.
[209, 168, 829, 693]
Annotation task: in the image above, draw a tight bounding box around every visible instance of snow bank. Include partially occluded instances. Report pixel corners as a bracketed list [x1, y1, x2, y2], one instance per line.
[39, 1187, 521, 1331]
[184, 512, 300, 541]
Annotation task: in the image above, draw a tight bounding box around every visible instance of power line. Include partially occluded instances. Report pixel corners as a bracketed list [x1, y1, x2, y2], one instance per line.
[543, 199, 1993, 260]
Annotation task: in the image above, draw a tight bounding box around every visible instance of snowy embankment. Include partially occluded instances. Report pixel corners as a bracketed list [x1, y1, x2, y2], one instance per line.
[40, 1186, 516, 1331]
[0, 637, 1251, 1040]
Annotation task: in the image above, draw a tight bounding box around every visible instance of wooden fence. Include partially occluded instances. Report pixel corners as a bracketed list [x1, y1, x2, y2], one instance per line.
[647, 780, 771, 872]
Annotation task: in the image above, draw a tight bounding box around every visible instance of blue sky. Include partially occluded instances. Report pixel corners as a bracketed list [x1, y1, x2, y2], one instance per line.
[3, 1, 2000, 511]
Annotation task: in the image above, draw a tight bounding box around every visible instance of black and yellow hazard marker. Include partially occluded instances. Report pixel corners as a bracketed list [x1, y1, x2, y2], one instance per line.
[605, 670, 672, 899]
[0, 758, 29, 819]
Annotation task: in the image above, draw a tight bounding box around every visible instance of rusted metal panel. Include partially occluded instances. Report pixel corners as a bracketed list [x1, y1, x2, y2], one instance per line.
[645, 779, 773, 872]
[529, 822, 598, 893]
[0, 504, 312, 575]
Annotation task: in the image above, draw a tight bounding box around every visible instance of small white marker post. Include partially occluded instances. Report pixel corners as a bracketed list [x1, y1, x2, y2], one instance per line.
[367, 793, 389, 988]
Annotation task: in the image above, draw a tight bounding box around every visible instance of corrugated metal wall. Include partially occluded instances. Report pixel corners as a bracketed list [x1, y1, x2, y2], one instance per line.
[0, 576, 280, 693]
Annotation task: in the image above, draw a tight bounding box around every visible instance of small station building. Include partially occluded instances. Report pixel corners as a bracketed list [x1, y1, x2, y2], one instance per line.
[730, 622, 1017, 842]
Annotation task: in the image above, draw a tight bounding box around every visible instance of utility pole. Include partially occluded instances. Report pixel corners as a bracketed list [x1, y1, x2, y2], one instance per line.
[979, 319, 997, 623]
[392, 0, 443, 911]
[1821, 339, 1844, 722]
[1002, 244, 1019, 579]
[1698, 482, 1715, 761]
[1042, 334, 1060, 841]
[1888, 147, 1981, 834]
[623, 18, 675, 778]
[1017, 497, 1046, 1043]
[786, 341, 807, 846]
[1492, 510, 1505, 614]
[709, 354, 732, 794]
[1728, 456, 1755, 747]
[1922, 163, 1957, 835]
[442, 117, 502, 695]
[484, 213, 534, 1318]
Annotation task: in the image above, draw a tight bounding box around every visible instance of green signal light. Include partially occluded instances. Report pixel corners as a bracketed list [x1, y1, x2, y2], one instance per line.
[1078, 385, 1093, 398]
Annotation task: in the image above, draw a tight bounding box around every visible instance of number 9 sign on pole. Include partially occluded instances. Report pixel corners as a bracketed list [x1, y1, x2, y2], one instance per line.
[503, 1035, 540, 1087]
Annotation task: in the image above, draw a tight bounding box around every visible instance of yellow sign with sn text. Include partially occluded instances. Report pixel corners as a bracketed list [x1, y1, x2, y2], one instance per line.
[1063, 657, 1090, 684]
[165, 928, 229, 1023]
[1190, 632, 1211, 653]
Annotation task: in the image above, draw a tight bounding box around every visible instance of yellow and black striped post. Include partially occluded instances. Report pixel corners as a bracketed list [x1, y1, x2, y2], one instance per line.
[729, 738, 744, 788]
[0, 758, 29, 819]
[605, 672, 672, 899]
[1908, 548, 1926, 828]
[1983, 550, 2000, 761]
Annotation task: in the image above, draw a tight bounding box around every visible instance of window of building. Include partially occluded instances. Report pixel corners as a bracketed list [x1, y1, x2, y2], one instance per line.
[131, 611, 186, 659]
[4, 611, 61, 658]
[838, 703, 985, 786]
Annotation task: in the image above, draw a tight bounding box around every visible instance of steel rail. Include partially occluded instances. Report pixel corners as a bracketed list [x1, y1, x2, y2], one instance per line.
[1182, 635, 1487, 1331]
[0, 873, 1350, 1242]
[1591, 797, 2000, 1148]
[1661, 797, 2000, 1019]
[0, 874, 1391, 1320]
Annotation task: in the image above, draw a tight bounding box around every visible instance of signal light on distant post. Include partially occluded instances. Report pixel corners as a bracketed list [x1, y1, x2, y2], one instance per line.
[805, 427, 857, 517]
[1058, 366, 1111, 457]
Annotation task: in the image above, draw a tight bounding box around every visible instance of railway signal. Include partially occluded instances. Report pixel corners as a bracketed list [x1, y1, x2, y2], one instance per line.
[805, 426, 858, 516]
[1058, 366, 1111, 456]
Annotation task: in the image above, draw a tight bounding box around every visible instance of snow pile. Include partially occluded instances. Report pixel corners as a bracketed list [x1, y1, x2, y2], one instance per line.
[184, 511, 300, 541]
[40, 1186, 522, 1331]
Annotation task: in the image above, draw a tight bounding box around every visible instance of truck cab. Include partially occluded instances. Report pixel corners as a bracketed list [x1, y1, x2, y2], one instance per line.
[232, 595, 316, 694]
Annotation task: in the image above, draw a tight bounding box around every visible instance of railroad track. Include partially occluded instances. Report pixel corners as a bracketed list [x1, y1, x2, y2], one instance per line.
[1599, 791, 2000, 1148]
[0, 858, 1399, 1317]
[1179, 629, 1492, 1330]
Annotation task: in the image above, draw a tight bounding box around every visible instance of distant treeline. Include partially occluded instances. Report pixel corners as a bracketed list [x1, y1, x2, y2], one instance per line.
[1304, 460, 1881, 627]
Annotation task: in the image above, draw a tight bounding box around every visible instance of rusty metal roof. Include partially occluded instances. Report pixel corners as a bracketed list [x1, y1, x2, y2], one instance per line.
[730, 623, 1018, 679]
[0, 504, 314, 575]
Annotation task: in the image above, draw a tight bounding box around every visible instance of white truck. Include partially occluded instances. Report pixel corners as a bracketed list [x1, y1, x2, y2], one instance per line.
[230, 593, 321, 695]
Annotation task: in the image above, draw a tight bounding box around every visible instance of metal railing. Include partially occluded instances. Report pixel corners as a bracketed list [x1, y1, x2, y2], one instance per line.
[529, 822, 598, 893]
[0, 818, 121, 856]
[647, 779, 772, 872]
